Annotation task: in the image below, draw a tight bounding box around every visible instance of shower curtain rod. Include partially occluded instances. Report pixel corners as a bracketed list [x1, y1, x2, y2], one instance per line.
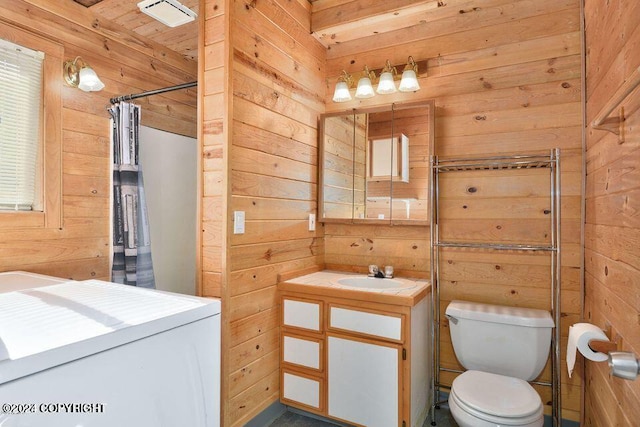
[109, 81, 197, 105]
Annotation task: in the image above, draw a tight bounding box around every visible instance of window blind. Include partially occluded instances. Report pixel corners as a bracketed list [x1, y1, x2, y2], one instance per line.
[0, 38, 44, 211]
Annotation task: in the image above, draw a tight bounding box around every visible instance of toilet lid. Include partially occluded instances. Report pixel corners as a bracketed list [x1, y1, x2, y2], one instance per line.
[452, 370, 542, 418]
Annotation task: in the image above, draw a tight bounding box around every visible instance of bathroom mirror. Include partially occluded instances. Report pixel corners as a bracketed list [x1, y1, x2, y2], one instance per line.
[319, 100, 434, 225]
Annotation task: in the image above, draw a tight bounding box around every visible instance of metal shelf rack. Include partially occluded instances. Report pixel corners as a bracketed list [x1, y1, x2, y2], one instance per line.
[429, 149, 562, 426]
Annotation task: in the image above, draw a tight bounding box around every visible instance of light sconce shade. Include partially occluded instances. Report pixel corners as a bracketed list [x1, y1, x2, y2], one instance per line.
[399, 56, 421, 92]
[332, 70, 353, 103]
[63, 57, 105, 92]
[376, 60, 398, 94]
[355, 66, 376, 99]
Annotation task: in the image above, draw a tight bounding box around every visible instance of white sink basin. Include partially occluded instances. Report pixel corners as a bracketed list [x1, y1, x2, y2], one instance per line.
[337, 277, 412, 290]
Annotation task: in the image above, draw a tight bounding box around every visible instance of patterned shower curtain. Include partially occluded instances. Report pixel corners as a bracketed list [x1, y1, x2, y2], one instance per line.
[108, 102, 155, 288]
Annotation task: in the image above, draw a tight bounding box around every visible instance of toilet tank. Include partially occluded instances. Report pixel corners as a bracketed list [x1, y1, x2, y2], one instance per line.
[446, 300, 554, 381]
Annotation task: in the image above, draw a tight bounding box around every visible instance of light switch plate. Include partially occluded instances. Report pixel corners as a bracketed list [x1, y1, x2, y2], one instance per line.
[309, 213, 316, 231]
[233, 211, 245, 234]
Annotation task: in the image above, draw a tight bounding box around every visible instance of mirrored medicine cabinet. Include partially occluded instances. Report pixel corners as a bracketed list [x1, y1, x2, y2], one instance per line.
[318, 100, 434, 225]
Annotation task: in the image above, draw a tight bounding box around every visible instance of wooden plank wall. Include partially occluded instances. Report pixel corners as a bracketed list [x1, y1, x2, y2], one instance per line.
[584, 0, 640, 425]
[0, 1, 197, 280]
[200, 0, 326, 425]
[323, 0, 583, 421]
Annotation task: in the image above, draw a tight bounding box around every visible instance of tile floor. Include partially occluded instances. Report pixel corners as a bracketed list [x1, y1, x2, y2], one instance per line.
[268, 404, 458, 427]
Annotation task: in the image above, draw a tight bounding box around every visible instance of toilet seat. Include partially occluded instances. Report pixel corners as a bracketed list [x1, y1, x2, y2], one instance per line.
[450, 370, 543, 425]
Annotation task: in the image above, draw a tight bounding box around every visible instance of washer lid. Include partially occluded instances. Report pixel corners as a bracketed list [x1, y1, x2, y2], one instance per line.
[0, 271, 66, 293]
[0, 279, 221, 384]
[452, 370, 542, 418]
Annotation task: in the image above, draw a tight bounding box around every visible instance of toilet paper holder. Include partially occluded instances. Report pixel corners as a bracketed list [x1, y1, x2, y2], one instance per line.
[587, 324, 620, 354]
[588, 338, 619, 354]
[587, 326, 639, 381]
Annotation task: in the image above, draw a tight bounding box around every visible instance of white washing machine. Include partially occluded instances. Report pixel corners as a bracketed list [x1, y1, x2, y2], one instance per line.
[0, 271, 221, 427]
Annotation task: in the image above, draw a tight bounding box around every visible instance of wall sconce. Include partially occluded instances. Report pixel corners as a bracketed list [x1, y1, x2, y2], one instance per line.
[332, 57, 424, 103]
[332, 70, 354, 103]
[63, 56, 105, 92]
[355, 66, 376, 99]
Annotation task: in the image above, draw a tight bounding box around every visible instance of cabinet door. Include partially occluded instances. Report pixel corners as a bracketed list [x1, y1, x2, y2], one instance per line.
[327, 334, 401, 427]
[282, 334, 322, 371]
[282, 298, 322, 332]
[281, 370, 323, 412]
[329, 304, 403, 342]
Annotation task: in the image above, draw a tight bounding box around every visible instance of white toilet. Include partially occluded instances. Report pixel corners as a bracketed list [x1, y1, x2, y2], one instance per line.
[445, 300, 555, 427]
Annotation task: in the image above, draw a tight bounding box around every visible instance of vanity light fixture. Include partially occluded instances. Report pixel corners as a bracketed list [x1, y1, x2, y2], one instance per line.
[331, 57, 424, 103]
[398, 56, 421, 92]
[355, 66, 376, 99]
[332, 70, 354, 103]
[63, 56, 105, 92]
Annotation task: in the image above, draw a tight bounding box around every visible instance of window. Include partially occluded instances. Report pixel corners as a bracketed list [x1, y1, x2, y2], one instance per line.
[0, 22, 62, 229]
[0, 38, 44, 211]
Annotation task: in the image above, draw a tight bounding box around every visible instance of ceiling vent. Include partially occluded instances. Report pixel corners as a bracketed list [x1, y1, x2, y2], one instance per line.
[137, 0, 197, 27]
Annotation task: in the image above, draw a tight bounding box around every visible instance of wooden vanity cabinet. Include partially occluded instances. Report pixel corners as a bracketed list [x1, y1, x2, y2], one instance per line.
[280, 291, 430, 427]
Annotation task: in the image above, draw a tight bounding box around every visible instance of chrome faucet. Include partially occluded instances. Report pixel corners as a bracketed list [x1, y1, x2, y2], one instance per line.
[368, 264, 379, 277]
[369, 264, 392, 278]
[383, 265, 394, 278]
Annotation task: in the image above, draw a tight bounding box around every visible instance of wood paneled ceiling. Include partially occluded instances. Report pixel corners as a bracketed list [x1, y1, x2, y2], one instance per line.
[78, 0, 199, 60]
[77, 0, 443, 63]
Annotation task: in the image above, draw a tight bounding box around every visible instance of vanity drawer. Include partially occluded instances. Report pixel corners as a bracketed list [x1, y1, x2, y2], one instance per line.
[328, 304, 404, 342]
[282, 333, 323, 372]
[281, 369, 323, 412]
[282, 297, 323, 332]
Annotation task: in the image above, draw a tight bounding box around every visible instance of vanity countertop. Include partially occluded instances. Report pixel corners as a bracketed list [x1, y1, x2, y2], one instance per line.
[278, 269, 430, 307]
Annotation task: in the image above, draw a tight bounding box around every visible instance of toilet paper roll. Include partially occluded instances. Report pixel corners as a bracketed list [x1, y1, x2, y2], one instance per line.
[566, 323, 610, 378]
